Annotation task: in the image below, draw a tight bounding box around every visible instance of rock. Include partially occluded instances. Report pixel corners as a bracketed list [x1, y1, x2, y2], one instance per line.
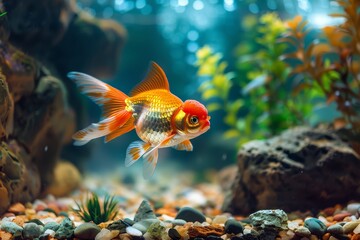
[212, 215, 228, 225]
[249, 209, 288, 230]
[172, 219, 187, 226]
[134, 199, 157, 222]
[168, 228, 181, 240]
[223, 127, 360, 214]
[206, 236, 223, 240]
[343, 221, 360, 234]
[188, 225, 225, 238]
[224, 219, 243, 234]
[43, 221, 60, 232]
[0, 221, 23, 237]
[333, 212, 351, 221]
[143, 221, 167, 240]
[123, 218, 135, 226]
[74, 222, 101, 239]
[354, 224, 360, 234]
[0, 141, 41, 214]
[7, 203, 25, 214]
[107, 220, 127, 233]
[44, 161, 81, 197]
[347, 203, 360, 215]
[126, 226, 142, 237]
[54, 217, 74, 239]
[294, 226, 311, 237]
[304, 218, 327, 236]
[23, 222, 43, 239]
[27, 219, 45, 226]
[133, 219, 160, 233]
[175, 207, 206, 223]
[95, 229, 120, 240]
[327, 223, 344, 235]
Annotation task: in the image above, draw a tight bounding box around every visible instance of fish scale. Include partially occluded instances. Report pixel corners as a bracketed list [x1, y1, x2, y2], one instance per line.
[128, 89, 183, 145]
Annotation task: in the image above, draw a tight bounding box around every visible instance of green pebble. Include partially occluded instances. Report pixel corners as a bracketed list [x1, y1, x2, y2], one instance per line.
[0, 221, 23, 237]
[26, 219, 44, 226]
[304, 218, 326, 236]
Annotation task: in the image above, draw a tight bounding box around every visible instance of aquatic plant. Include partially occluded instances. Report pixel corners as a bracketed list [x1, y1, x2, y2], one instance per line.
[73, 192, 119, 224]
[196, 13, 322, 145]
[280, 0, 360, 133]
[197, 2, 360, 146]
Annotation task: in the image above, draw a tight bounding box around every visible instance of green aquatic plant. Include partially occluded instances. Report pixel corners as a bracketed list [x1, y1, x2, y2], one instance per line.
[196, 13, 322, 145]
[195, 46, 243, 143]
[73, 192, 119, 224]
[281, 0, 360, 133]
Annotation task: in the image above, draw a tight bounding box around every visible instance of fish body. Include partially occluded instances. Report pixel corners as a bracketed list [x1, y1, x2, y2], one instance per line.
[68, 62, 210, 179]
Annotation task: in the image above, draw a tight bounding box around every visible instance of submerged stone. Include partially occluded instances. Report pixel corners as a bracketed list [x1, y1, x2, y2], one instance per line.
[134, 199, 157, 222]
[249, 209, 288, 230]
[175, 207, 206, 223]
[304, 218, 326, 236]
[0, 221, 23, 237]
[54, 217, 74, 239]
[74, 222, 101, 239]
[225, 219, 244, 234]
[23, 222, 43, 239]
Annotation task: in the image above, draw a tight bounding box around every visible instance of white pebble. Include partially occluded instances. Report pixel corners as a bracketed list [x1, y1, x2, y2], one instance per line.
[354, 224, 360, 234]
[212, 215, 228, 225]
[243, 228, 252, 234]
[44, 229, 56, 237]
[347, 203, 360, 215]
[126, 226, 143, 237]
[95, 229, 120, 240]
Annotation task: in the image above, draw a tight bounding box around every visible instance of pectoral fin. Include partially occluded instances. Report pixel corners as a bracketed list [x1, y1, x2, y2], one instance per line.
[125, 141, 151, 167]
[172, 139, 193, 151]
[143, 148, 159, 180]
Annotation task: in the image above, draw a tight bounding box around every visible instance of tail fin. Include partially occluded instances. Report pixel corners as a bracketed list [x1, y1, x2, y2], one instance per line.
[68, 72, 134, 144]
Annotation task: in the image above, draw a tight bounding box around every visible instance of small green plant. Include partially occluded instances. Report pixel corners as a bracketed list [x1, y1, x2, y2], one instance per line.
[73, 192, 119, 224]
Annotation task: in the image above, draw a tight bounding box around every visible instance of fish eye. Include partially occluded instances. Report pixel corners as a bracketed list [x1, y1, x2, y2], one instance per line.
[189, 116, 199, 125]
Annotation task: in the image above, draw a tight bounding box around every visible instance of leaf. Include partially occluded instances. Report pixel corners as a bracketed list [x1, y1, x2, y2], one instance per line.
[202, 88, 219, 100]
[311, 43, 333, 56]
[223, 129, 240, 139]
[333, 117, 347, 129]
[242, 74, 267, 94]
[228, 99, 244, 113]
[286, 16, 303, 31]
[207, 103, 222, 112]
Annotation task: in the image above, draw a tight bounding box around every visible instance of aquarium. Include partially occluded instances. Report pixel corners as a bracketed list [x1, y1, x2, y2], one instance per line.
[0, 0, 360, 239]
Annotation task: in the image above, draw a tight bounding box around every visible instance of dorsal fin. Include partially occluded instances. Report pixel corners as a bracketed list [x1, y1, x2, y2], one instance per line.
[130, 62, 170, 96]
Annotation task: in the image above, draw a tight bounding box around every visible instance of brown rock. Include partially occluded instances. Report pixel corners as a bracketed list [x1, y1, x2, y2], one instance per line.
[8, 202, 25, 214]
[0, 230, 13, 240]
[223, 127, 360, 215]
[333, 212, 351, 222]
[44, 161, 81, 197]
[188, 225, 224, 238]
[352, 234, 360, 240]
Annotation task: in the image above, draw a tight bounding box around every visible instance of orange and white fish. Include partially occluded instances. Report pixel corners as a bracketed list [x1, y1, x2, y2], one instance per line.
[68, 62, 210, 179]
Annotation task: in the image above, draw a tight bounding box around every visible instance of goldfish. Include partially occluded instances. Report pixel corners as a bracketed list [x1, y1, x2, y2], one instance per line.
[68, 62, 210, 179]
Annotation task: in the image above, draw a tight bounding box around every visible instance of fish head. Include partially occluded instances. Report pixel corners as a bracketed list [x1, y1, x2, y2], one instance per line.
[173, 100, 210, 138]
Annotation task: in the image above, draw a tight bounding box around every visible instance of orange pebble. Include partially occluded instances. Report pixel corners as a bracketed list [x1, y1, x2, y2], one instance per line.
[8, 203, 25, 214]
[0, 230, 12, 240]
[333, 213, 351, 222]
[322, 232, 331, 240]
[47, 203, 60, 214]
[352, 234, 360, 240]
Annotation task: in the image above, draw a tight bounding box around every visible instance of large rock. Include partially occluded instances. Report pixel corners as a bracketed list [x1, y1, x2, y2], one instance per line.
[222, 127, 360, 215]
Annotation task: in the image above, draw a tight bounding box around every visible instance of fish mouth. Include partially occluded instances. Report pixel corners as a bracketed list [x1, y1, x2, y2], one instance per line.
[201, 120, 210, 131]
